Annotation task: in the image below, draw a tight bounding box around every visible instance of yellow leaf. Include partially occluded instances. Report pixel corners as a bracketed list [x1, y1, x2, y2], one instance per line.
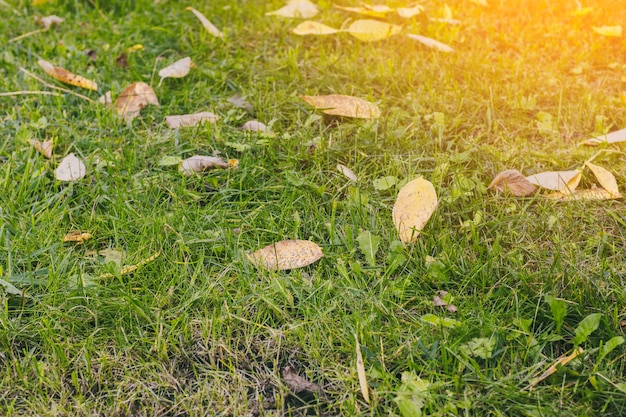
[334, 4, 393, 18]
[355, 335, 370, 404]
[345, 19, 402, 42]
[28, 139, 53, 159]
[128, 44, 144, 52]
[397, 5, 425, 18]
[545, 188, 619, 201]
[115, 82, 159, 122]
[186, 7, 223, 38]
[525, 170, 582, 192]
[488, 169, 537, 197]
[165, 112, 218, 129]
[300, 94, 380, 119]
[392, 177, 438, 243]
[37, 59, 98, 91]
[292, 20, 339, 35]
[266, 0, 319, 19]
[63, 231, 91, 244]
[592, 25, 622, 37]
[179, 155, 232, 175]
[407, 34, 454, 53]
[55, 153, 86, 182]
[158, 57, 192, 86]
[247, 240, 323, 270]
[585, 162, 621, 197]
[469, 0, 487, 5]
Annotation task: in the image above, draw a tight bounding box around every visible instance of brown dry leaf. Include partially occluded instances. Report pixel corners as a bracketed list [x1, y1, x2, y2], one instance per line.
[407, 34, 454, 53]
[300, 94, 380, 119]
[266, 0, 319, 19]
[241, 120, 267, 132]
[397, 5, 425, 18]
[345, 19, 402, 42]
[37, 59, 98, 91]
[247, 239, 323, 270]
[37, 15, 64, 30]
[433, 290, 457, 313]
[546, 187, 620, 201]
[63, 230, 92, 244]
[526, 347, 583, 390]
[98, 91, 113, 106]
[526, 170, 582, 192]
[55, 153, 86, 182]
[179, 155, 231, 175]
[581, 127, 626, 145]
[355, 334, 370, 404]
[158, 57, 192, 86]
[292, 20, 339, 35]
[186, 7, 223, 38]
[115, 82, 159, 122]
[282, 366, 324, 396]
[337, 164, 357, 182]
[29, 139, 53, 158]
[392, 177, 438, 243]
[334, 4, 393, 18]
[488, 169, 537, 197]
[585, 162, 621, 197]
[165, 112, 218, 129]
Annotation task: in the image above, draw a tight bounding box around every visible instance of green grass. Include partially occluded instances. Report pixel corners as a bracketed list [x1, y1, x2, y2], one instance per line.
[1, 0, 626, 415]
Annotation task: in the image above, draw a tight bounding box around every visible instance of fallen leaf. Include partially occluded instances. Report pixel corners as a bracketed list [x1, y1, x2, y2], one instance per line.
[393, 177, 438, 243]
[99, 251, 161, 279]
[84, 49, 97, 65]
[115, 82, 159, 122]
[345, 19, 402, 42]
[98, 91, 113, 106]
[165, 111, 218, 128]
[526, 347, 583, 390]
[300, 94, 380, 119]
[179, 155, 231, 175]
[266, 0, 319, 19]
[397, 5, 425, 18]
[115, 52, 128, 68]
[356, 230, 380, 267]
[571, 7, 593, 17]
[407, 34, 454, 53]
[247, 239, 323, 270]
[581, 127, 626, 145]
[186, 7, 223, 38]
[63, 230, 92, 243]
[227, 94, 254, 113]
[37, 59, 98, 91]
[282, 366, 324, 396]
[241, 120, 267, 132]
[488, 169, 537, 197]
[37, 15, 63, 30]
[29, 139, 53, 158]
[545, 187, 619, 201]
[433, 290, 457, 313]
[526, 170, 582, 192]
[585, 162, 621, 197]
[55, 153, 86, 182]
[373, 175, 398, 191]
[334, 4, 393, 18]
[158, 57, 192, 86]
[292, 20, 339, 35]
[355, 335, 370, 404]
[592, 25, 622, 37]
[337, 164, 357, 182]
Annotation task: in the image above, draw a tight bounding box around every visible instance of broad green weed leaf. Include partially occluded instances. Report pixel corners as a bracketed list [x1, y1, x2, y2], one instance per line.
[394, 372, 430, 417]
[356, 230, 380, 267]
[373, 175, 398, 191]
[421, 314, 459, 328]
[573, 313, 601, 346]
[598, 336, 624, 363]
[0, 278, 21, 295]
[544, 295, 567, 333]
[459, 337, 496, 359]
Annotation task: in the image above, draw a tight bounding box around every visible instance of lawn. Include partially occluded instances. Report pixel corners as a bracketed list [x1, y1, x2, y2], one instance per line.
[1, 0, 626, 415]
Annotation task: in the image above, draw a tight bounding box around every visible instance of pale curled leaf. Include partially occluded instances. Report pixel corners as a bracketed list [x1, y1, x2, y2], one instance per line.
[545, 188, 620, 201]
[165, 112, 218, 128]
[585, 162, 620, 197]
[345, 19, 402, 42]
[186, 7, 223, 37]
[334, 4, 393, 18]
[407, 34, 455, 53]
[37, 15, 63, 30]
[581, 128, 626, 145]
[115, 82, 159, 122]
[241, 120, 267, 132]
[55, 153, 86, 182]
[355, 335, 370, 404]
[282, 366, 324, 396]
[300, 94, 380, 119]
[292, 20, 339, 35]
[392, 177, 438, 243]
[98, 91, 113, 106]
[488, 169, 537, 197]
[247, 239, 323, 270]
[266, 0, 319, 19]
[158, 57, 192, 86]
[37, 59, 98, 91]
[337, 164, 357, 182]
[526, 170, 582, 192]
[63, 230, 92, 243]
[397, 5, 425, 18]
[29, 139, 53, 158]
[179, 155, 232, 175]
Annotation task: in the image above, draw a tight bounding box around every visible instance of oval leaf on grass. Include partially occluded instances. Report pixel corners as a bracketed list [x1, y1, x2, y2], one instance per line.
[526, 170, 582, 192]
[241, 120, 267, 132]
[488, 169, 537, 197]
[115, 82, 159, 122]
[293, 21, 339, 35]
[29, 139, 54, 159]
[266, 0, 319, 19]
[407, 34, 454, 53]
[345, 19, 402, 42]
[179, 155, 234, 175]
[300, 94, 380, 119]
[158, 57, 192, 86]
[38, 59, 97, 91]
[585, 162, 621, 197]
[55, 153, 86, 182]
[186, 7, 223, 37]
[337, 164, 357, 182]
[392, 177, 438, 243]
[247, 239, 323, 270]
[545, 187, 620, 201]
[165, 111, 218, 128]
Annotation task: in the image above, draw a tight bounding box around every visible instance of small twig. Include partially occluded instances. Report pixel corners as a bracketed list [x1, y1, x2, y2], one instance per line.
[0, 90, 65, 98]
[19, 67, 96, 103]
[9, 29, 44, 43]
